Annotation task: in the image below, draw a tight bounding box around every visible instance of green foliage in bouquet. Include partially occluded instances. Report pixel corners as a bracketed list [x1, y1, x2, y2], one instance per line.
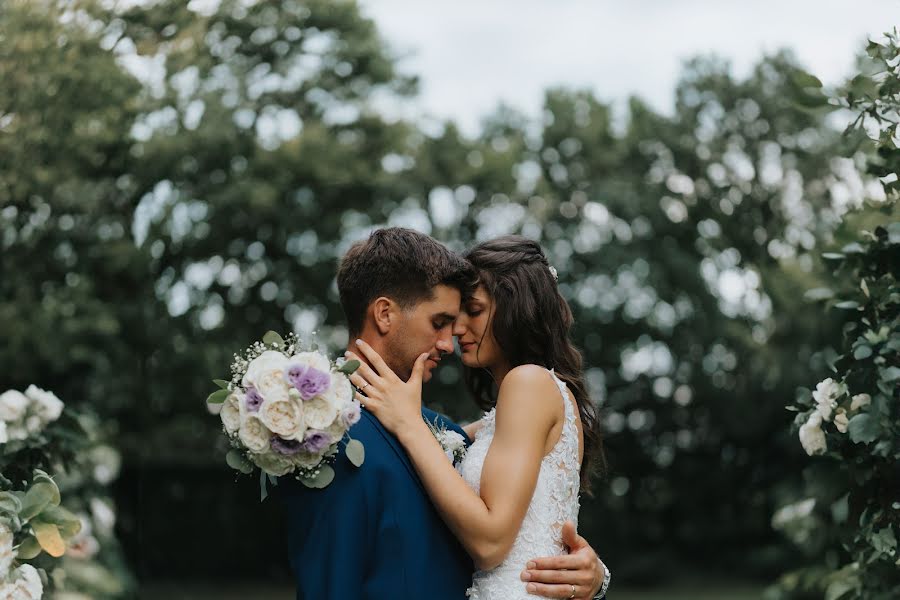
[769, 30, 900, 600]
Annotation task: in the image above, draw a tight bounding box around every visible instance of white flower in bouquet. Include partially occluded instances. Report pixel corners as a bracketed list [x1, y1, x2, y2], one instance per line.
[210, 331, 364, 489]
[23, 385, 64, 423]
[0, 390, 28, 422]
[833, 408, 850, 434]
[812, 378, 845, 421]
[259, 398, 305, 439]
[238, 415, 271, 453]
[850, 393, 871, 411]
[799, 412, 827, 456]
[302, 396, 338, 430]
[243, 351, 290, 400]
[0, 521, 14, 580]
[220, 393, 242, 435]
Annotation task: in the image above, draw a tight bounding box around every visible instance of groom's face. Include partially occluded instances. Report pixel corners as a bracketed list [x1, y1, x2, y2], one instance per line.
[384, 284, 461, 382]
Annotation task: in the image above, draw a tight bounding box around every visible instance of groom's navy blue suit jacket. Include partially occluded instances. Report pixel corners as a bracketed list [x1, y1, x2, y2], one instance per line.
[281, 408, 474, 600]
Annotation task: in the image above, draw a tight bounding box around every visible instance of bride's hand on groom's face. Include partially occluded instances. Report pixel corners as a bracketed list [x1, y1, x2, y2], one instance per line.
[345, 339, 428, 436]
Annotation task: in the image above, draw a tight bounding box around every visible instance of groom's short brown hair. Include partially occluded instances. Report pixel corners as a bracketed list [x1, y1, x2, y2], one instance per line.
[337, 228, 475, 337]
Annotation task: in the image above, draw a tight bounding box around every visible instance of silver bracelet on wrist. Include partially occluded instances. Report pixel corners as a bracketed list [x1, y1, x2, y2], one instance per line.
[594, 559, 611, 599]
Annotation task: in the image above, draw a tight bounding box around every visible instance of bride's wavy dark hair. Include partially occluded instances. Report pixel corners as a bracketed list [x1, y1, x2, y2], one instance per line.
[463, 236, 606, 493]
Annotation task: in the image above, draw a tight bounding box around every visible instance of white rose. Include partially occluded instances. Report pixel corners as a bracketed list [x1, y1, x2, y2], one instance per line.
[850, 393, 871, 411]
[220, 393, 242, 435]
[0, 521, 14, 579]
[24, 415, 42, 435]
[259, 398, 305, 439]
[0, 421, 7, 444]
[6, 425, 27, 441]
[288, 351, 332, 373]
[8, 563, 43, 600]
[799, 412, 827, 456]
[242, 351, 288, 388]
[812, 378, 845, 422]
[23, 385, 64, 423]
[254, 451, 294, 476]
[833, 408, 849, 434]
[323, 373, 353, 409]
[0, 390, 28, 422]
[302, 396, 338, 430]
[239, 415, 271, 453]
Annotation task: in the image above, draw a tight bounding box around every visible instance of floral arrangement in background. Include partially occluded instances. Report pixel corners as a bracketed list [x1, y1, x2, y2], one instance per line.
[0, 386, 133, 599]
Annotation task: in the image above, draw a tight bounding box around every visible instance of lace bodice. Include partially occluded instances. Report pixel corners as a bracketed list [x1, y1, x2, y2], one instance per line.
[457, 369, 581, 600]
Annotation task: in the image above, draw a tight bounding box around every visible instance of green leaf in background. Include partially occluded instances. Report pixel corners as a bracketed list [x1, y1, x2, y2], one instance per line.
[345, 439, 365, 467]
[19, 481, 60, 520]
[225, 449, 254, 474]
[207, 389, 230, 405]
[15, 535, 42, 560]
[834, 301, 860, 310]
[847, 414, 880, 444]
[825, 578, 856, 600]
[300, 465, 335, 489]
[0, 492, 22, 514]
[880, 366, 900, 382]
[853, 345, 873, 359]
[213, 379, 230, 389]
[32, 520, 65, 557]
[338, 359, 360, 375]
[870, 527, 897, 555]
[262, 331, 285, 349]
[38, 505, 82, 539]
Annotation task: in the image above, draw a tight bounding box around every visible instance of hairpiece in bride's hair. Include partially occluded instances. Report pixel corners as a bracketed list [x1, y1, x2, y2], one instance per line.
[548, 265, 558, 281]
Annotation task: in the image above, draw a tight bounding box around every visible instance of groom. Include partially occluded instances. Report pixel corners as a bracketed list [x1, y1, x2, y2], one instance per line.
[281, 228, 606, 599]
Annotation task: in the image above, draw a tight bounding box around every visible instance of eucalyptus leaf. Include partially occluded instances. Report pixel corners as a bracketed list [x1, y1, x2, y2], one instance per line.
[880, 366, 900, 382]
[338, 359, 361, 375]
[345, 438, 365, 467]
[300, 465, 335, 489]
[0, 492, 21, 514]
[213, 379, 230, 389]
[207, 389, 230, 405]
[226, 449, 254, 474]
[263, 330, 285, 348]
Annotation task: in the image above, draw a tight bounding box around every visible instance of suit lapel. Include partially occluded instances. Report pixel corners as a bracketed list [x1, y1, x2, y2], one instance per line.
[361, 410, 426, 493]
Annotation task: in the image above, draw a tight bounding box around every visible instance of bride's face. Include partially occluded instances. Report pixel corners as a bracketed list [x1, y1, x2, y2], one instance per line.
[454, 285, 502, 369]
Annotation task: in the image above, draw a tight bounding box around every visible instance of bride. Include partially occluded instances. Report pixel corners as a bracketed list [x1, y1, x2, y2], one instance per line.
[347, 235, 606, 600]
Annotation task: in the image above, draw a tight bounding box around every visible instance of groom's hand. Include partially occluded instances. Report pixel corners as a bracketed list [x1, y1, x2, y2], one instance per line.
[520, 520, 604, 599]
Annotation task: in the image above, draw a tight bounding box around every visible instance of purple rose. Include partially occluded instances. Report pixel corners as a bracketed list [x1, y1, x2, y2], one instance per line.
[300, 430, 332, 454]
[341, 400, 361, 428]
[270, 436, 303, 456]
[286, 364, 331, 400]
[244, 387, 264, 412]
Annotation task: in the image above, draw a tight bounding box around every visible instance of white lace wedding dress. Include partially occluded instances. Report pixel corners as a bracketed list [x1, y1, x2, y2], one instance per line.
[457, 369, 581, 600]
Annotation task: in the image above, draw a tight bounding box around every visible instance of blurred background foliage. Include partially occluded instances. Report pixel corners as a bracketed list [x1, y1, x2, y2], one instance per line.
[0, 0, 896, 594]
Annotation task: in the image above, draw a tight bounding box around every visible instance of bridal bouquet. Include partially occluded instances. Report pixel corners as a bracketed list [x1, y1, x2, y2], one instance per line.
[207, 331, 364, 490]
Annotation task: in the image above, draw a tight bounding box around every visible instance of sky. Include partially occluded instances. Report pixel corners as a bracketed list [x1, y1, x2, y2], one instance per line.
[360, 0, 899, 135]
